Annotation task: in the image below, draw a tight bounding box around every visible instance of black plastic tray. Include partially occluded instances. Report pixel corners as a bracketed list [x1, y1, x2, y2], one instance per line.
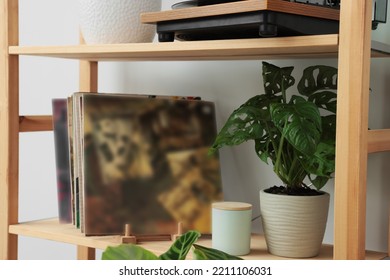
[157, 11, 339, 42]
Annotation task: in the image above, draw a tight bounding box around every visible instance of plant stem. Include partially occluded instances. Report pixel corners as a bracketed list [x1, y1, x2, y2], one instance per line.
[282, 77, 287, 103]
[274, 119, 288, 183]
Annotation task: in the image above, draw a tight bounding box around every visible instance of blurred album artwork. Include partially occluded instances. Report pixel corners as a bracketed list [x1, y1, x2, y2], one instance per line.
[80, 93, 222, 235]
[52, 99, 72, 223]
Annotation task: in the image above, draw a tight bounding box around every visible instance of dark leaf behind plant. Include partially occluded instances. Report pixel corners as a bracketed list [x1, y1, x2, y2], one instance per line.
[321, 115, 337, 142]
[298, 65, 337, 97]
[308, 91, 337, 114]
[301, 141, 335, 188]
[263, 62, 295, 97]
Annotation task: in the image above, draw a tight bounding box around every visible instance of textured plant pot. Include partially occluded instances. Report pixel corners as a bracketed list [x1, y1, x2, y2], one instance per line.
[259, 189, 330, 258]
[78, 0, 162, 44]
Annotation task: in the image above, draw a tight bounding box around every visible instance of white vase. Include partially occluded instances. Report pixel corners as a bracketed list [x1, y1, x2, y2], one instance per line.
[78, 0, 162, 44]
[259, 189, 330, 258]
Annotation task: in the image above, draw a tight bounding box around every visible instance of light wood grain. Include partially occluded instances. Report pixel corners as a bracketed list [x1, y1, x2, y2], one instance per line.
[9, 35, 340, 60]
[19, 115, 53, 132]
[79, 35, 98, 92]
[8, 37, 390, 61]
[79, 61, 98, 92]
[141, 0, 339, 23]
[0, 0, 19, 260]
[77, 246, 96, 260]
[142, 0, 267, 23]
[266, 0, 339, 20]
[367, 129, 390, 153]
[8, 219, 387, 260]
[334, 0, 372, 260]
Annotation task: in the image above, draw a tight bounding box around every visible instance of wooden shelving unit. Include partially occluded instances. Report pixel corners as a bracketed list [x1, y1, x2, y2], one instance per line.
[8, 219, 387, 260]
[1, 0, 390, 260]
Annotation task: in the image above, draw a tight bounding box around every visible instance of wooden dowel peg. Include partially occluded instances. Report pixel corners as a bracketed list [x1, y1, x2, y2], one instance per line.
[172, 222, 183, 241]
[121, 224, 137, 244]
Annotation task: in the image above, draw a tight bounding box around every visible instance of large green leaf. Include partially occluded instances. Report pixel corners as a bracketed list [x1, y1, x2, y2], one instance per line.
[192, 244, 243, 260]
[159, 230, 201, 260]
[270, 96, 322, 156]
[102, 244, 158, 260]
[209, 95, 281, 155]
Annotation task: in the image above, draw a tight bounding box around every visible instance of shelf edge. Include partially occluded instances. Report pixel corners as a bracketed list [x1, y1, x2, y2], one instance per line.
[8, 35, 340, 61]
[9, 218, 387, 260]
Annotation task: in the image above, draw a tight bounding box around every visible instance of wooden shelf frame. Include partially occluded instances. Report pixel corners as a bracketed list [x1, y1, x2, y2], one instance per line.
[8, 35, 390, 61]
[140, 0, 340, 24]
[1, 0, 390, 260]
[9, 35, 340, 60]
[9, 219, 387, 260]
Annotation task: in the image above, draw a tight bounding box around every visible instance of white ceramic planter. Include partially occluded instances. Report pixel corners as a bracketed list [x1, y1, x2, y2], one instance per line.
[259, 189, 330, 258]
[78, 0, 162, 44]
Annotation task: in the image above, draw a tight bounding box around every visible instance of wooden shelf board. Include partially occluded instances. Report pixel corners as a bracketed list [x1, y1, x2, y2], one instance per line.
[141, 0, 340, 23]
[9, 35, 340, 61]
[9, 219, 387, 260]
[9, 36, 390, 61]
[9, 219, 121, 250]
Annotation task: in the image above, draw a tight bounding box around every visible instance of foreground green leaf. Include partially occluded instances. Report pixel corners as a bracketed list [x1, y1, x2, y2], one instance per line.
[102, 244, 158, 260]
[159, 230, 201, 260]
[192, 244, 243, 260]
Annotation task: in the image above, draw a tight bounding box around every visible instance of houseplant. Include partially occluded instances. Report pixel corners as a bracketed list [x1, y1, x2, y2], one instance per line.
[209, 61, 337, 258]
[102, 230, 242, 260]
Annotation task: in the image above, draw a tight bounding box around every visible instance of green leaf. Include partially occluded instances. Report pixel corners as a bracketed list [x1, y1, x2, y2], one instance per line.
[308, 174, 331, 190]
[270, 96, 322, 156]
[298, 65, 337, 97]
[159, 230, 201, 260]
[299, 141, 335, 189]
[102, 244, 158, 260]
[320, 115, 337, 142]
[308, 91, 337, 114]
[192, 244, 243, 260]
[262, 62, 295, 96]
[209, 95, 281, 155]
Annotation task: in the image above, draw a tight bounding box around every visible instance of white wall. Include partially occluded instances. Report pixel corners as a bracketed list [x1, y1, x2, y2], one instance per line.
[17, 0, 390, 259]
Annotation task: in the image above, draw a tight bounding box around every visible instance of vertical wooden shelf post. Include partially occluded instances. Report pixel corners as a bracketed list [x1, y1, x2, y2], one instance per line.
[0, 0, 19, 260]
[334, 0, 372, 259]
[76, 36, 98, 260]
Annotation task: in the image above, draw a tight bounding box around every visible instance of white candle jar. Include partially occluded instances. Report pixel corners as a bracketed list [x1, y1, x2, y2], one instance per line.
[212, 201, 252, 256]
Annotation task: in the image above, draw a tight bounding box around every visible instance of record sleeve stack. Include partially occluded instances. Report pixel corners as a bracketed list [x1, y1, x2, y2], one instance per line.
[52, 92, 223, 237]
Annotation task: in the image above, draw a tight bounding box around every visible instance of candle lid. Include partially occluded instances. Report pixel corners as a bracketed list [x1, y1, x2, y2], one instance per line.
[212, 201, 252, 211]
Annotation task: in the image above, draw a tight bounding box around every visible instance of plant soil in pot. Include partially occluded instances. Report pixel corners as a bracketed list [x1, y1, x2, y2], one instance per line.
[209, 61, 337, 258]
